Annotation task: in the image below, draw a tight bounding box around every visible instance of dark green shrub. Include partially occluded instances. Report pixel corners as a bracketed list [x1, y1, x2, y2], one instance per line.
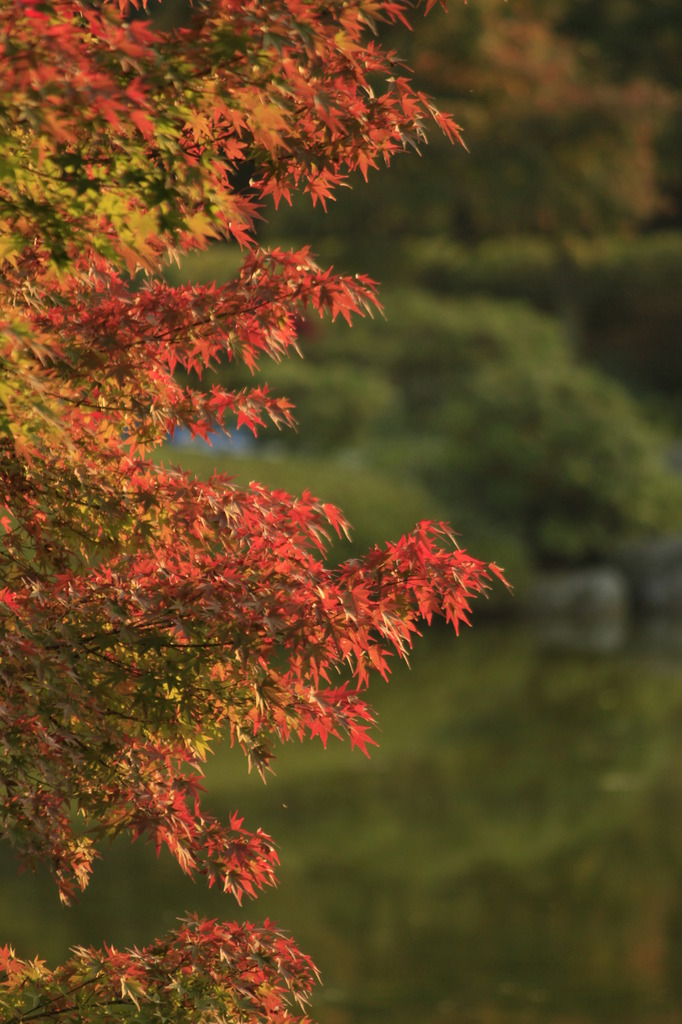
[309, 290, 682, 565]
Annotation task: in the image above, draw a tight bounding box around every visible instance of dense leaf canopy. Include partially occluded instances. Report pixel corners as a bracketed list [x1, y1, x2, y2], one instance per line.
[0, 1, 503, 1021]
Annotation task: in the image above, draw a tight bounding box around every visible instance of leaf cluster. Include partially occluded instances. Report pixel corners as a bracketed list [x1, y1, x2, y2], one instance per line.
[0, 2, 502, 1021]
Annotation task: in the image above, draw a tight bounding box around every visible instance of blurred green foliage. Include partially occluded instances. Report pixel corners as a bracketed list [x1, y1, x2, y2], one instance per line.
[282, 290, 681, 566]
[171, 242, 681, 574]
[167, 0, 682, 578]
[408, 233, 682, 417]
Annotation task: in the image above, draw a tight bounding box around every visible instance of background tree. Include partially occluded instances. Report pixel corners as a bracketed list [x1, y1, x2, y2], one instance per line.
[241, 0, 682, 577]
[0, 1, 505, 1021]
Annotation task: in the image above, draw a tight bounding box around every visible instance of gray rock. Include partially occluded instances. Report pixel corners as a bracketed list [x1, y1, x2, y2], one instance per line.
[528, 566, 630, 620]
[526, 566, 631, 652]
[618, 535, 682, 614]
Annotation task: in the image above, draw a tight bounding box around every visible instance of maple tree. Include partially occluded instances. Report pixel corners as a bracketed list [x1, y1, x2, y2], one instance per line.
[0, 0, 506, 1020]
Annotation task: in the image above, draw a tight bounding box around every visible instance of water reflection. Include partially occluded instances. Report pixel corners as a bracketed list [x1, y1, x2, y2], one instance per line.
[3, 624, 682, 1023]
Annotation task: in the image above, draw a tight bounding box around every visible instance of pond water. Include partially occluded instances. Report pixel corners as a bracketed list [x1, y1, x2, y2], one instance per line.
[3, 621, 682, 1024]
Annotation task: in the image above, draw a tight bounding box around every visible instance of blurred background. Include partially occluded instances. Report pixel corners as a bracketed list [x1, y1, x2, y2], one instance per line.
[3, 1, 682, 1021]
[167, 0, 682, 599]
